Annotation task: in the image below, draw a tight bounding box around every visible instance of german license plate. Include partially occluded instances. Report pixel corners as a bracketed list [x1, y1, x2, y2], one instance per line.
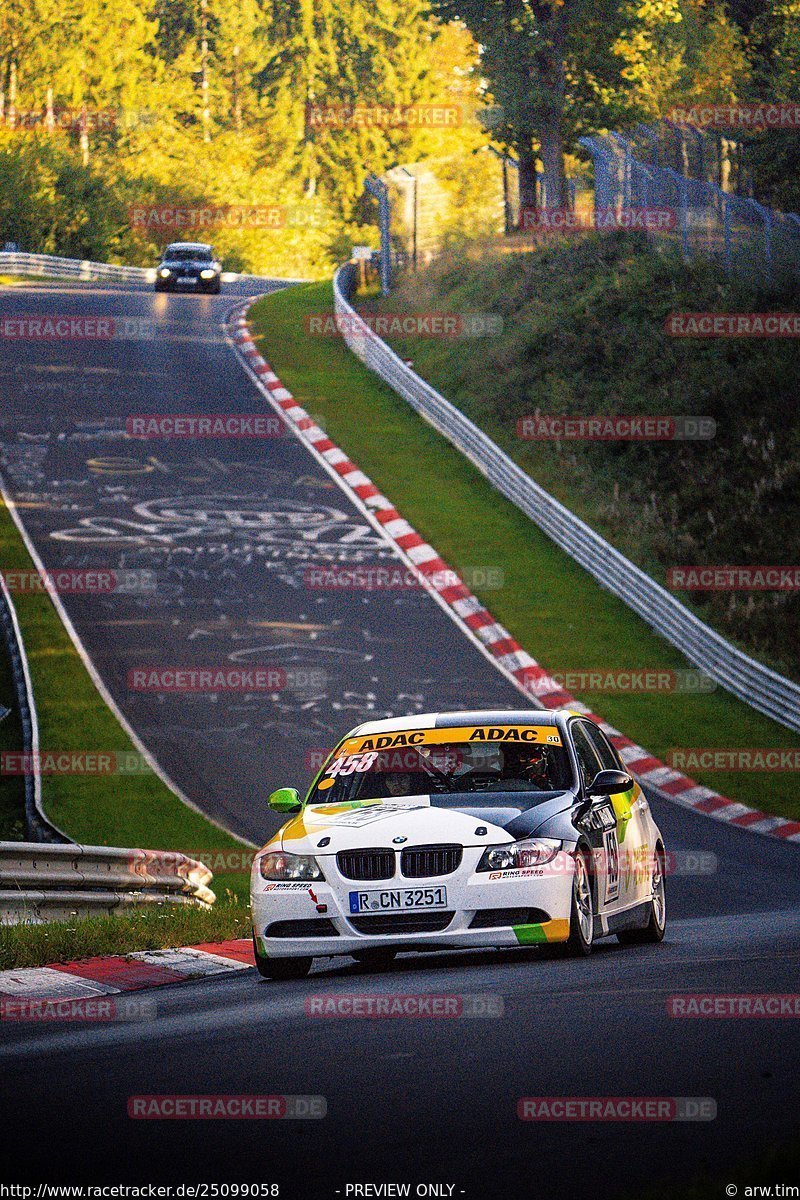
[177, 276, 195, 284]
[349, 886, 447, 914]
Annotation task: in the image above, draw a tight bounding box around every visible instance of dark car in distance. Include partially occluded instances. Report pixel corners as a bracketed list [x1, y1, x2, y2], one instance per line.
[154, 242, 222, 294]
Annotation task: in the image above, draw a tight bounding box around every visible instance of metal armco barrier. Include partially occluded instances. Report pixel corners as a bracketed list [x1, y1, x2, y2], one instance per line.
[0, 251, 307, 285]
[333, 262, 800, 733]
[0, 575, 69, 843]
[0, 251, 152, 283]
[0, 842, 215, 924]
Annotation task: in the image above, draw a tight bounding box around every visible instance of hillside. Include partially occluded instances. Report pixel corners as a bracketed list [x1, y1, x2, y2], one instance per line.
[361, 232, 800, 678]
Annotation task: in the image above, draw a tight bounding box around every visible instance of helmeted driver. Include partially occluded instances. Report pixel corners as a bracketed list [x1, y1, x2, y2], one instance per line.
[507, 745, 552, 789]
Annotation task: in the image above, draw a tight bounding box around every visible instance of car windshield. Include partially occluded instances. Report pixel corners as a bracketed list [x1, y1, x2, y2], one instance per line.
[165, 247, 212, 261]
[307, 733, 574, 807]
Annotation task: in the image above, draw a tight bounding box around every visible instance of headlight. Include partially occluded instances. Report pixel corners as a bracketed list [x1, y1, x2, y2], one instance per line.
[259, 851, 323, 881]
[476, 838, 562, 872]
[158, 267, 171, 277]
[200, 268, 217, 279]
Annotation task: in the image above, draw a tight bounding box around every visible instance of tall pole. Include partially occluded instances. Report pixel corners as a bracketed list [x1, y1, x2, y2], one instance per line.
[8, 58, 16, 129]
[502, 155, 510, 235]
[200, 0, 210, 142]
[399, 167, 418, 271]
[232, 43, 241, 130]
[412, 173, 418, 270]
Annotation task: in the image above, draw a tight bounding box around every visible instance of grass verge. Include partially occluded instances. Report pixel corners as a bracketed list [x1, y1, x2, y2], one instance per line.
[248, 281, 799, 820]
[0, 496, 252, 899]
[361, 233, 800, 680]
[0, 898, 250, 971]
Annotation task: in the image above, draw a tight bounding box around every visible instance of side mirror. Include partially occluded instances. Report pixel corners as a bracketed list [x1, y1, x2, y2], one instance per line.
[587, 769, 634, 797]
[268, 787, 302, 814]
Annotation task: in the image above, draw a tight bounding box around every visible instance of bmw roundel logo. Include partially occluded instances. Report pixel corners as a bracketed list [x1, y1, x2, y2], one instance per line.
[392, 836, 407, 844]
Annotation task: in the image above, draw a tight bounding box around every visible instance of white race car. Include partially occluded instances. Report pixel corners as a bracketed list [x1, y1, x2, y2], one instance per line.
[250, 710, 667, 978]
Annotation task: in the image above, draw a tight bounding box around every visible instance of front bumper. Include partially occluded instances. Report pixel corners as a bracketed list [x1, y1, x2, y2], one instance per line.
[251, 852, 574, 958]
[156, 273, 220, 290]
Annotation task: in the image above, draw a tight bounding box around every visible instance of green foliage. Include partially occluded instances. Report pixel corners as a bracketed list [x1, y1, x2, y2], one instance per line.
[0, 0, 794, 267]
[367, 234, 800, 678]
[0, 0, 490, 273]
[736, 0, 800, 212]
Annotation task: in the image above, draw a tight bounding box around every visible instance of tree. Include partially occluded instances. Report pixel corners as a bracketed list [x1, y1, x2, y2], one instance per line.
[738, 0, 800, 211]
[432, 0, 584, 210]
[256, 0, 473, 219]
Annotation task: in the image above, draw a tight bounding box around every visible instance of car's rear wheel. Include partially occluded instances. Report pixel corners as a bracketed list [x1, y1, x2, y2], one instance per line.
[351, 948, 397, 972]
[253, 937, 312, 980]
[617, 845, 667, 945]
[564, 845, 594, 956]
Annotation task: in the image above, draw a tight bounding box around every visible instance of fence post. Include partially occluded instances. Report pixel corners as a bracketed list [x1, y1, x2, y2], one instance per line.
[722, 192, 732, 274]
[679, 175, 689, 257]
[364, 173, 392, 295]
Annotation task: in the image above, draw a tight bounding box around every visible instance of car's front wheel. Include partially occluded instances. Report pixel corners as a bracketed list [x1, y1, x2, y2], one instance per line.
[253, 937, 312, 980]
[564, 845, 594, 956]
[617, 845, 667, 945]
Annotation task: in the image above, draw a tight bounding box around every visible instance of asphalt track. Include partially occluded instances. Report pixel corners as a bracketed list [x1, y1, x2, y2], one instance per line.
[0, 278, 528, 843]
[1, 280, 799, 1197]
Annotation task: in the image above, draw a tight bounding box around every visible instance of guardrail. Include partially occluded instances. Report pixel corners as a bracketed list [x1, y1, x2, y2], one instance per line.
[0, 575, 70, 843]
[0, 842, 215, 924]
[0, 251, 308, 286]
[333, 261, 800, 733]
[0, 251, 153, 283]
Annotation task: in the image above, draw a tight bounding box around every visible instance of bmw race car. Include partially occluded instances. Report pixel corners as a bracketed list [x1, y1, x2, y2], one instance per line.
[154, 242, 222, 293]
[250, 710, 667, 979]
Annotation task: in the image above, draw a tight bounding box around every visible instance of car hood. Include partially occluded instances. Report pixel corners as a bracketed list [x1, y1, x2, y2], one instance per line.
[273, 793, 576, 855]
